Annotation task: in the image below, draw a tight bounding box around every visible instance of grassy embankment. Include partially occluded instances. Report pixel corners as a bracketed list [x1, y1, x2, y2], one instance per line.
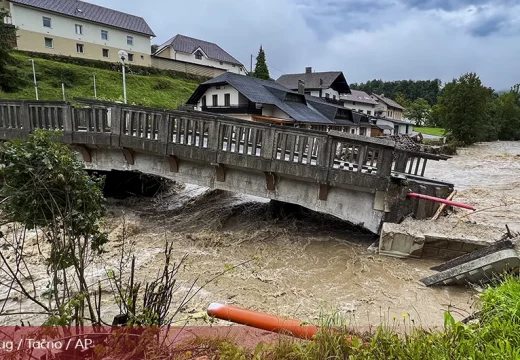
[185, 276, 520, 359]
[0, 52, 200, 109]
[413, 126, 446, 137]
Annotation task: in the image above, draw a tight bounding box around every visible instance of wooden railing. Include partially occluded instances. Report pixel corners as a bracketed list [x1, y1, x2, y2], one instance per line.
[0, 100, 448, 187]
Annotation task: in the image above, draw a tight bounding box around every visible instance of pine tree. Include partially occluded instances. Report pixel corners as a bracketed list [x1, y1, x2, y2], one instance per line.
[0, 9, 19, 92]
[252, 46, 270, 80]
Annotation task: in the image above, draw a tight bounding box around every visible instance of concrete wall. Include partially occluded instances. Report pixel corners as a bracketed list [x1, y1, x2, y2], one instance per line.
[10, 3, 152, 66]
[81, 148, 385, 233]
[151, 56, 226, 78]
[155, 46, 245, 74]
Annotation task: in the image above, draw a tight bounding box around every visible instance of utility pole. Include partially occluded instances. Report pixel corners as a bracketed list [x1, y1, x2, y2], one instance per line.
[250, 54, 253, 73]
[93, 73, 97, 99]
[30, 59, 38, 100]
[62, 83, 66, 101]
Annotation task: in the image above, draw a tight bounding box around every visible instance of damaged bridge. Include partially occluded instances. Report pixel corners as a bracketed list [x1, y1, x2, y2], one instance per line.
[0, 99, 453, 234]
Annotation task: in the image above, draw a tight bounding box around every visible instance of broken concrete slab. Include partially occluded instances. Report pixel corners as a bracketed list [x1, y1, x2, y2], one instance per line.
[378, 219, 504, 259]
[420, 249, 520, 287]
[430, 240, 514, 272]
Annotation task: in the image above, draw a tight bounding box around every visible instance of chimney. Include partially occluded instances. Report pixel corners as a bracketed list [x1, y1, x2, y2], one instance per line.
[298, 80, 305, 95]
[305, 67, 312, 74]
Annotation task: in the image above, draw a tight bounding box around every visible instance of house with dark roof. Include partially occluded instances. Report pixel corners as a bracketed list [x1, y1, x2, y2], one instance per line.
[2, 0, 155, 66]
[185, 72, 366, 134]
[275, 67, 351, 103]
[341, 89, 379, 116]
[371, 93, 406, 120]
[154, 34, 245, 74]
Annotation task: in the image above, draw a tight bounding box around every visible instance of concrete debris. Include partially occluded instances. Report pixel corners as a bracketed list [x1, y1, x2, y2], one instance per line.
[420, 248, 520, 287]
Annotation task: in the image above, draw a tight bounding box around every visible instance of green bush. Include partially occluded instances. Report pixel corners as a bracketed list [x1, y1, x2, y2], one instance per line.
[152, 79, 172, 91]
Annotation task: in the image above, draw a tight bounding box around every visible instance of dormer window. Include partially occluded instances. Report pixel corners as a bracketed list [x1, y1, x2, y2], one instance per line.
[195, 50, 203, 60]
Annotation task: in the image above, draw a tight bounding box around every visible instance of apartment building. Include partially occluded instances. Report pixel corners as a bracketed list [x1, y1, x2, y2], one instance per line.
[1, 0, 155, 66]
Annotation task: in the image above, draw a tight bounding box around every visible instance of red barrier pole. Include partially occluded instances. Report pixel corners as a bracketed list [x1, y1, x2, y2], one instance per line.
[407, 192, 475, 211]
[207, 303, 318, 340]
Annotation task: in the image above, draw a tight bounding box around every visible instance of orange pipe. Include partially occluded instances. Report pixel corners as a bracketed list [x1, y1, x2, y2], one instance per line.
[207, 303, 318, 340]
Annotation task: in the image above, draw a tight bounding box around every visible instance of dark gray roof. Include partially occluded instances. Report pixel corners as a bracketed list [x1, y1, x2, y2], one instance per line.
[372, 94, 406, 110]
[276, 71, 351, 94]
[158, 35, 243, 66]
[341, 89, 378, 105]
[186, 73, 336, 124]
[304, 95, 354, 123]
[10, 0, 155, 36]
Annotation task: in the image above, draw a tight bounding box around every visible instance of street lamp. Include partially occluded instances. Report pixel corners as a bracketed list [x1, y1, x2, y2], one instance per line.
[118, 50, 128, 104]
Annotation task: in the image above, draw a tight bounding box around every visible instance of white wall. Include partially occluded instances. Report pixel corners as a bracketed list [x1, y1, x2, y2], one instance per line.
[172, 49, 244, 74]
[10, 4, 151, 55]
[196, 85, 240, 109]
[307, 88, 340, 100]
[262, 104, 290, 119]
[343, 101, 376, 115]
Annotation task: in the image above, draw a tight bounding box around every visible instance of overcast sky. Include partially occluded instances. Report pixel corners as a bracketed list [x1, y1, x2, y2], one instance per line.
[91, 0, 519, 90]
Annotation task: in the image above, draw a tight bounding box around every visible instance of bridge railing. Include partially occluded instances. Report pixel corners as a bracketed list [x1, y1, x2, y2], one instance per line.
[0, 100, 447, 184]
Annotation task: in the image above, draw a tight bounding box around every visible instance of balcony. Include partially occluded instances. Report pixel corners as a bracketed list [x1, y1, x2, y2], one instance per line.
[322, 97, 345, 105]
[202, 104, 263, 115]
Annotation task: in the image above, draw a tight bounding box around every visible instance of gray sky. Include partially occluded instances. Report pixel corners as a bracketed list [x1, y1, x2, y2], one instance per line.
[91, 0, 520, 90]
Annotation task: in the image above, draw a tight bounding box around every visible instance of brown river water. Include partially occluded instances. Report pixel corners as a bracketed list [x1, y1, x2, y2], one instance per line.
[1, 141, 519, 328]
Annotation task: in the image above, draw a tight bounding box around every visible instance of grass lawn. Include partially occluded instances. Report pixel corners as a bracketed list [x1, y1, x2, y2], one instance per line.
[413, 126, 446, 137]
[0, 53, 200, 109]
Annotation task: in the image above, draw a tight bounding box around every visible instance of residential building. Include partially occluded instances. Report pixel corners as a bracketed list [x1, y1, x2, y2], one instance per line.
[154, 34, 245, 74]
[2, 0, 155, 66]
[371, 93, 406, 120]
[370, 117, 412, 136]
[275, 67, 351, 103]
[341, 89, 379, 115]
[185, 72, 356, 131]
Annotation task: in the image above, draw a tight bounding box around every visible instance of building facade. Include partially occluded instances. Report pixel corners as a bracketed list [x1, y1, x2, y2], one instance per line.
[154, 34, 245, 74]
[341, 89, 379, 115]
[371, 94, 406, 120]
[2, 0, 155, 66]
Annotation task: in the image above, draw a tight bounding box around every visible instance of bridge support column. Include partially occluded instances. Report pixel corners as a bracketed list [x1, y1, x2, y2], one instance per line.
[264, 172, 276, 191]
[168, 155, 179, 173]
[215, 164, 226, 182]
[76, 145, 92, 163]
[122, 148, 134, 165]
[318, 183, 328, 201]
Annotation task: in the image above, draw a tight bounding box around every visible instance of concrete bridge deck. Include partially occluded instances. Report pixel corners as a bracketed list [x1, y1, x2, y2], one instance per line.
[0, 99, 453, 234]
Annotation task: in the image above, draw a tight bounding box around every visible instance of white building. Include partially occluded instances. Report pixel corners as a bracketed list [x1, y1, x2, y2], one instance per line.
[154, 34, 245, 74]
[185, 72, 363, 132]
[275, 67, 351, 103]
[1, 0, 155, 66]
[371, 93, 406, 120]
[341, 89, 379, 116]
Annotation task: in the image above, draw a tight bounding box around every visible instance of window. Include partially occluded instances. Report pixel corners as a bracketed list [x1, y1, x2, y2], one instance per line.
[127, 36, 133, 45]
[325, 93, 330, 99]
[351, 129, 356, 134]
[232, 64, 236, 67]
[42, 16, 51, 28]
[360, 127, 366, 136]
[201, 96, 206, 107]
[101, 30, 109, 40]
[224, 93, 230, 106]
[352, 101, 357, 105]
[75, 24, 83, 35]
[367, 110, 371, 115]
[333, 95, 336, 100]
[44, 37, 53, 48]
[76, 43, 84, 53]
[195, 50, 203, 60]
[102, 48, 109, 58]
[358, 109, 363, 113]
[128, 53, 134, 62]
[220, 61, 223, 65]
[212, 94, 218, 106]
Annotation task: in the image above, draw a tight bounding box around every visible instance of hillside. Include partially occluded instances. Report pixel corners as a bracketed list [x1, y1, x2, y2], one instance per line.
[0, 52, 200, 109]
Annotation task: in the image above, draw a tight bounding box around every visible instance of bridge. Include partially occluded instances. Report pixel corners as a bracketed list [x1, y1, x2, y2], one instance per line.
[0, 99, 453, 234]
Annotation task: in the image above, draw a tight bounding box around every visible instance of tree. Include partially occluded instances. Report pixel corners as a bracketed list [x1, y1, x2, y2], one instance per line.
[405, 98, 431, 126]
[151, 44, 159, 54]
[252, 45, 270, 80]
[494, 85, 520, 140]
[437, 72, 493, 145]
[394, 92, 411, 109]
[0, 9, 19, 92]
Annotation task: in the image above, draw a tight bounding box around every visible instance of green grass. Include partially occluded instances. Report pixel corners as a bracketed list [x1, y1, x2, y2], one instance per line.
[0, 53, 199, 109]
[413, 126, 446, 137]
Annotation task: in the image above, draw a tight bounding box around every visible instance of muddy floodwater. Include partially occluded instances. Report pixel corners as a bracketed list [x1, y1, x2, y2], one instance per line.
[1, 141, 519, 328]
